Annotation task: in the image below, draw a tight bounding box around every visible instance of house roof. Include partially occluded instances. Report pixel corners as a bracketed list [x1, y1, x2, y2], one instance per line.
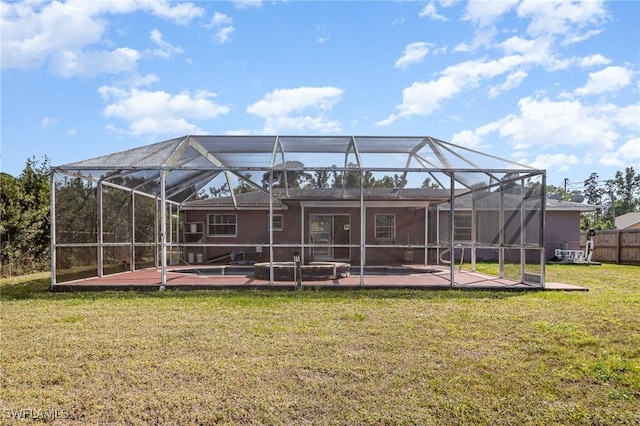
[615, 212, 640, 229]
[53, 135, 543, 203]
[183, 187, 452, 209]
[183, 187, 598, 212]
[437, 192, 598, 211]
[546, 199, 599, 212]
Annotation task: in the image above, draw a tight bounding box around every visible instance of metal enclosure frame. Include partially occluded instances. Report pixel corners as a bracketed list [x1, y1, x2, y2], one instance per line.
[50, 135, 546, 289]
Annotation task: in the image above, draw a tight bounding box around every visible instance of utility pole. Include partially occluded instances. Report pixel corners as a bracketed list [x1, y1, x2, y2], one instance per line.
[564, 178, 569, 200]
[610, 189, 616, 229]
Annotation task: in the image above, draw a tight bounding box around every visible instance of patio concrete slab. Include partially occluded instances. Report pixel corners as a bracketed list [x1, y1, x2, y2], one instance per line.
[51, 267, 588, 292]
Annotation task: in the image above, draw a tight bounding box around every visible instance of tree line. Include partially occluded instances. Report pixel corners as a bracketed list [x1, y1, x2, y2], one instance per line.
[1, 157, 51, 276]
[200, 163, 440, 199]
[545, 167, 639, 230]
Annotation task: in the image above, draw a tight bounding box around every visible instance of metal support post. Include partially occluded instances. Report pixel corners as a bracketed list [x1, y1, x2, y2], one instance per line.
[293, 251, 302, 290]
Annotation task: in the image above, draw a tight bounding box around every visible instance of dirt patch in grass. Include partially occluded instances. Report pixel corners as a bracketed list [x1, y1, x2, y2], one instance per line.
[1, 264, 639, 424]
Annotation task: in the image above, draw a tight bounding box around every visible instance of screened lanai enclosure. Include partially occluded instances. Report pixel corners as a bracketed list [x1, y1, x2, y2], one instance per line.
[50, 135, 546, 289]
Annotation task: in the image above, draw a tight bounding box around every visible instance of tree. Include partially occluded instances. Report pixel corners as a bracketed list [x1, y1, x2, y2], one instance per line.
[613, 167, 640, 216]
[374, 174, 407, 188]
[0, 156, 51, 276]
[206, 182, 230, 199]
[421, 177, 440, 189]
[581, 172, 609, 230]
[304, 170, 331, 189]
[235, 173, 257, 194]
[197, 173, 258, 200]
[583, 173, 604, 206]
[262, 162, 311, 189]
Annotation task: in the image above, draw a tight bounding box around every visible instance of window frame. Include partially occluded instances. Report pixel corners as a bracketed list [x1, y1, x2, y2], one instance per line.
[375, 214, 396, 240]
[453, 211, 473, 242]
[208, 213, 237, 237]
[268, 214, 283, 232]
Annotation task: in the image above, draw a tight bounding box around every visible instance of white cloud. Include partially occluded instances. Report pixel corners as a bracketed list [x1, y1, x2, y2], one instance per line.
[149, 29, 184, 59]
[562, 29, 603, 46]
[99, 86, 230, 136]
[41, 116, 58, 129]
[211, 11, 232, 26]
[315, 25, 330, 44]
[599, 138, 640, 167]
[613, 103, 640, 131]
[395, 42, 431, 69]
[454, 27, 497, 53]
[210, 12, 234, 44]
[419, 2, 447, 21]
[618, 137, 640, 162]
[215, 26, 235, 44]
[528, 153, 580, 172]
[489, 69, 527, 98]
[484, 97, 619, 151]
[379, 54, 532, 125]
[450, 130, 481, 148]
[617, 138, 640, 161]
[574, 66, 634, 96]
[578, 54, 610, 68]
[127, 73, 161, 88]
[517, 0, 608, 39]
[458, 96, 639, 173]
[499, 36, 536, 55]
[49, 47, 140, 78]
[247, 87, 344, 133]
[1, 0, 203, 74]
[231, 0, 262, 9]
[381, 1, 610, 127]
[463, 0, 518, 27]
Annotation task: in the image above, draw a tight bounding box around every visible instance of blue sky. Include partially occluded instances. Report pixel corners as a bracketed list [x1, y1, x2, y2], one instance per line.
[1, 0, 638, 194]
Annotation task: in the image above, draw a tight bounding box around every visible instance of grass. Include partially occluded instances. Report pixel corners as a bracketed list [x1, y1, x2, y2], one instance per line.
[1, 264, 639, 425]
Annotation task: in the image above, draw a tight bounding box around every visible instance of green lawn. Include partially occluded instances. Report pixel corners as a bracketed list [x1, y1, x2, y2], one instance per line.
[1, 264, 639, 425]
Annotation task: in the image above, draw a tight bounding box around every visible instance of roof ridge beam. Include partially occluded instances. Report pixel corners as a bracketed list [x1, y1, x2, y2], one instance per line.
[187, 136, 239, 207]
[162, 136, 191, 168]
[435, 141, 502, 184]
[433, 137, 535, 169]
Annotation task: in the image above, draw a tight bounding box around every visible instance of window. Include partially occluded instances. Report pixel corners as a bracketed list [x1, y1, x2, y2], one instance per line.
[208, 214, 237, 236]
[375, 214, 395, 239]
[454, 212, 473, 241]
[269, 214, 283, 231]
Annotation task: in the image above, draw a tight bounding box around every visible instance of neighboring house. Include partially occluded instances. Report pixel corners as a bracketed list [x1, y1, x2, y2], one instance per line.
[615, 212, 640, 229]
[544, 199, 599, 258]
[182, 188, 597, 264]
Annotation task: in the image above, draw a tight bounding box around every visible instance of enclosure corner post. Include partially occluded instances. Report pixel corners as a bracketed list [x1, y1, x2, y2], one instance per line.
[50, 169, 56, 290]
[97, 180, 104, 278]
[160, 169, 167, 290]
[540, 172, 546, 288]
[449, 172, 455, 287]
[269, 170, 274, 286]
[360, 170, 365, 287]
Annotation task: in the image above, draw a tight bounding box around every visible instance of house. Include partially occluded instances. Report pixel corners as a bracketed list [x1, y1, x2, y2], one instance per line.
[182, 188, 596, 265]
[182, 188, 449, 266]
[615, 212, 640, 229]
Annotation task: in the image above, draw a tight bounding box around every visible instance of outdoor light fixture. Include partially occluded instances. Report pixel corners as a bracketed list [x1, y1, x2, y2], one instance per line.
[293, 252, 302, 290]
